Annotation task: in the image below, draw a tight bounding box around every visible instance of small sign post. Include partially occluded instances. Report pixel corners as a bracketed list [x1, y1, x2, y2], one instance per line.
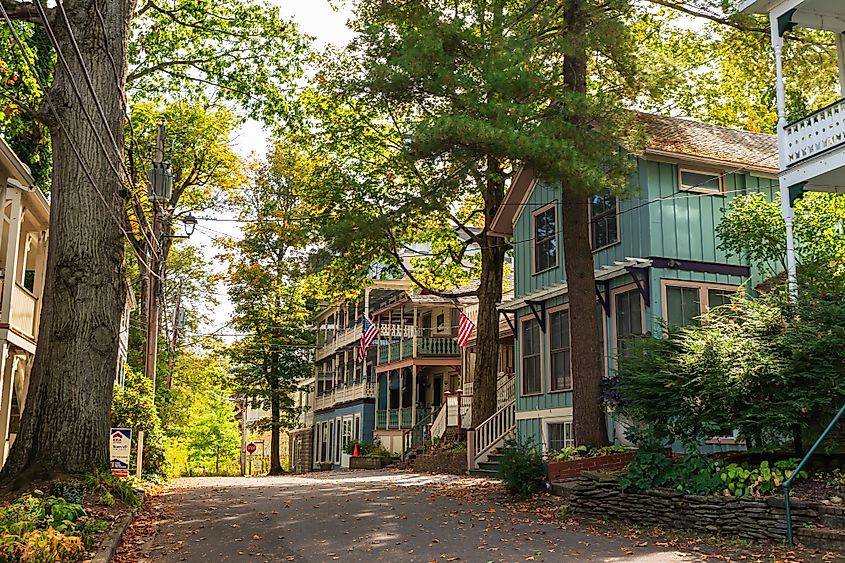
[110, 428, 132, 478]
[246, 442, 256, 476]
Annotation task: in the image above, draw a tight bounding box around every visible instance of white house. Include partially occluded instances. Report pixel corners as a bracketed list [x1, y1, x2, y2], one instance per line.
[0, 138, 49, 465]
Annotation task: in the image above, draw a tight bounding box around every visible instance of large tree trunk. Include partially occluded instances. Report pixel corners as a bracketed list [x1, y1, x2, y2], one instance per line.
[1, 0, 135, 479]
[560, 0, 607, 447]
[471, 157, 507, 426]
[269, 393, 284, 475]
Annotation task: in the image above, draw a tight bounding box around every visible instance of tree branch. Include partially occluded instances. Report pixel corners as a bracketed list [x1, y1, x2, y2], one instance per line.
[383, 229, 477, 299]
[1, 0, 47, 24]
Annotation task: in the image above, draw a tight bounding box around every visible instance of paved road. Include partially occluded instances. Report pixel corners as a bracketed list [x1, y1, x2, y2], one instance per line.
[125, 471, 814, 562]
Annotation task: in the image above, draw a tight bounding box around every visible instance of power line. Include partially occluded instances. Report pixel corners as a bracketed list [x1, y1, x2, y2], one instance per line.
[0, 5, 162, 281]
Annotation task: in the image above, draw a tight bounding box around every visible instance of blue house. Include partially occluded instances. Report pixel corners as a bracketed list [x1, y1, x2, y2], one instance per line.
[485, 113, 779, 456]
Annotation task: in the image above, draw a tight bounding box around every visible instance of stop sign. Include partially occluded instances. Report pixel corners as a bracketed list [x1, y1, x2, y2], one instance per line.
[246, 442, 256, 454]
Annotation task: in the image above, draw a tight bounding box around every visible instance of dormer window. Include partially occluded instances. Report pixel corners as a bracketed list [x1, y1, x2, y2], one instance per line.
[533, 204, 557, 274]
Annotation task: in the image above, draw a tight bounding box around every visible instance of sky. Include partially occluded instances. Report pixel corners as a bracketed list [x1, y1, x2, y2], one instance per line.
[187, 0, 355, 341]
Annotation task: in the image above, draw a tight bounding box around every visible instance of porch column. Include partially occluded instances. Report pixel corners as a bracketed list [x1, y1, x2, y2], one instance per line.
[386, 370, 392, 428]
[0, 345, 15, 465]
[412, 305, 418, 358]
[374, 370, 379, 428]
[836, 32, 845, 97]
[411, 364, 417, 425]
[0, 190, 22, 326]
[399, 303, 405, 360]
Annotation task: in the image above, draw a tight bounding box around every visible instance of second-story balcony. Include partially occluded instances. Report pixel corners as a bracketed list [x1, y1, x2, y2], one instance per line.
[314, 379, 376, 411]
[377, 336, 461, 365]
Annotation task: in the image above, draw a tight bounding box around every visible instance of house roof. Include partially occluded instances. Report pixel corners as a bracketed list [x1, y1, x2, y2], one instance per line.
[489, 113, 778, 236]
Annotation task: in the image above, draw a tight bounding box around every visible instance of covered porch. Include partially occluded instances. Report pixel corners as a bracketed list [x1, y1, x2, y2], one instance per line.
[375, 364, 461, 431]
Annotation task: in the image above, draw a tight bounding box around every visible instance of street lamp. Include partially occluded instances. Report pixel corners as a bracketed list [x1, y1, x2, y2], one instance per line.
[182, 214, 197, 237]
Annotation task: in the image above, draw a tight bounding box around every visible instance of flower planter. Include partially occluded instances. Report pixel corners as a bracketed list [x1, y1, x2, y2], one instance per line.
[546, 451, 636, 482]
[340, 453, 351, 469]
[349, 456, 393, 470]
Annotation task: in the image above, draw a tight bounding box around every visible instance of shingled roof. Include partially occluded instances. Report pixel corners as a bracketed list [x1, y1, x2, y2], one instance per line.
[638, 113, 778, 174]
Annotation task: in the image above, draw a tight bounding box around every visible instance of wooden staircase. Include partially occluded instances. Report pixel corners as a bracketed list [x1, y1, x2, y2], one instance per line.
[469, 450, 504, 478]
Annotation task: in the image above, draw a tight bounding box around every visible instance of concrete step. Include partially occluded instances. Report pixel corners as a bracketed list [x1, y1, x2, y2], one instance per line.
[549, 480, 579, 499]
[797, 526, 845, 552]
[819, 505, 845, 528]
[469, 468, 500, 478]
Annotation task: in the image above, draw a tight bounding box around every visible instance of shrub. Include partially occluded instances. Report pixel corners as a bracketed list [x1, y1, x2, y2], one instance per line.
[546, 444, 627, 462]
[498, 438, 546, 498]
[50, 480, 85, 505]
[720, 459, 808, 497]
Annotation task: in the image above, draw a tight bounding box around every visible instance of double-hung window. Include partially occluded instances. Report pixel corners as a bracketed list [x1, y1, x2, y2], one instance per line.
[521, 318, 541, 395]
[615, 289, 643, 357]
[533, 205, 557, 273]
[590, 191, 619, 250]
[549, 310, 571, 391]
[546, 421, 574, 451]
[664, 284, 737, 328]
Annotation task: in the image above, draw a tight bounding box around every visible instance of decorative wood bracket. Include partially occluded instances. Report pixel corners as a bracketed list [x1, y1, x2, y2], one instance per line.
[525, 299, 546, 333]
[499, 310, 516, 338]
[596, 280, 611, 317]
[625, 266, 650, 307]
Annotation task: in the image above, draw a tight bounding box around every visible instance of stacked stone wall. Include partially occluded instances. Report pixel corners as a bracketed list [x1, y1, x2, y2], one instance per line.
[413, 451, 467, 475]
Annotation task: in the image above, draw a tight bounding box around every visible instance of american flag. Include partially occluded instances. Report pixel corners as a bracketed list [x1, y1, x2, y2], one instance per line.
[358, 317, 379, 361]
[457, 312, 475, 348]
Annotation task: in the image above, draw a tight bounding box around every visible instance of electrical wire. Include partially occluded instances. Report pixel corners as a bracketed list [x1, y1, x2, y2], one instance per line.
[0, 5, 163, 280]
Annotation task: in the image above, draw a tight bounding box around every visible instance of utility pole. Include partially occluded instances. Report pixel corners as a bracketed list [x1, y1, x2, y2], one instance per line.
[240, 396, 248, 476]
[136, 123, 171, 479]
[166, 280, 185, 388]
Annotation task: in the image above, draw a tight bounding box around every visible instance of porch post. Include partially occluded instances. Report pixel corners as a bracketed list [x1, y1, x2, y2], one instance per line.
[400, 303, 405, 360]
[0, 190, 22, 326]
[411, 364, 417, 425]
[0, 345, 15, 465]
[386, 370, 392, 429]
[836, 32, 845, 98]
[412, 305, 418, 358]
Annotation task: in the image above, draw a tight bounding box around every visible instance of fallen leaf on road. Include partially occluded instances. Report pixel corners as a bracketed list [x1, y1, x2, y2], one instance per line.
[252, 534, 263, 541]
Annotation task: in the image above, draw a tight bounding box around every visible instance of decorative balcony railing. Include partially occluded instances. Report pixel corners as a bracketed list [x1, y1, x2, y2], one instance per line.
[376, 336, 459, 365]
[376, 406, 432, 430]
[784, 97, 845, 167]
[10, 283, 37, 339]
[313, 381, 375, 411]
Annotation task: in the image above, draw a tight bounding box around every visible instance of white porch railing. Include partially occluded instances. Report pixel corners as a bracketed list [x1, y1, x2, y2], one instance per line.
[379, 324, 418, 338]
[784, 97, 845, 166]
[314, 381, 375, 411]
[472, 399, 516, 467]
[10, 284, 37, 339]
[430, 392, 472, 440]
[496, 372, 515, 411]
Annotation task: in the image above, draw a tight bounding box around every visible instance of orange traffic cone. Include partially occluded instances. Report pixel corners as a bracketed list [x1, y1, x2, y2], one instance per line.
[352, 443, 360, 457]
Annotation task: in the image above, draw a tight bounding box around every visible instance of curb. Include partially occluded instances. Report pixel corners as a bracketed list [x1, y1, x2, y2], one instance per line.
[91, 510, 136, 563]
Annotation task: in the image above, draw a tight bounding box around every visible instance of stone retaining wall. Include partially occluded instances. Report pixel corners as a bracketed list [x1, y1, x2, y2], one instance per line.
[414, 451, 467, 475]
[547, 452, 635, 481]
[570, 471, 818, 542]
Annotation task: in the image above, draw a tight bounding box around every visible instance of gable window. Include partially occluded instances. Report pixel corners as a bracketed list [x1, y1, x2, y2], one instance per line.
[590, 191, 619, 250]
[546, 421, 574, 451]
[533, 205, 557, 273]
[666, 285, 701, 327]
[615, 289, 643, 357]
[549, 310, 571, 391]
[679, 169, 723, 194]
[521, 318, 541, 395]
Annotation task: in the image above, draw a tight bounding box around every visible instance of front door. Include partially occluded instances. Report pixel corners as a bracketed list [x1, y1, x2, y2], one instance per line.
[433, 375, 443, 407]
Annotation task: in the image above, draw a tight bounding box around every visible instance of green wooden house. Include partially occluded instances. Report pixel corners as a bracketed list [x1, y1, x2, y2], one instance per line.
[486, 113, 779, 455]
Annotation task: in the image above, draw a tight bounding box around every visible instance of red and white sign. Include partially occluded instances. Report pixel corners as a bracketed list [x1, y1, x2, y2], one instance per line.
[246, 442, 256, 454]
[110, 428, 131, 478]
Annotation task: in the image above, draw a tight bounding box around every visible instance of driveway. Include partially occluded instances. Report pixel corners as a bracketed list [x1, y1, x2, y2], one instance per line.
[117, 471, 826, 562]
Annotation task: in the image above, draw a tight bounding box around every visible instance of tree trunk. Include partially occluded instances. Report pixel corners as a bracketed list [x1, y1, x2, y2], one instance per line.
[1, 0, 135, 479]
[269, 393, 284, 475]
[471, 157, 507, 426]
[558, 0, 607, 448]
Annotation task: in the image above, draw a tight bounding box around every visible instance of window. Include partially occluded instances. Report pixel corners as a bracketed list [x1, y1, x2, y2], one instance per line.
[533, 205, 557, 272]
[546, 421, 574, 451]
[707, 288, 733, 309]
[590, 192, 619, 250]
[342, 417, 353, 451]
[549, 310, 571, 391]
[666, 285, 701, 327]
[521, 318, 541, 395]
[615, 289, 643, 355]
[680, 169, 723, 194]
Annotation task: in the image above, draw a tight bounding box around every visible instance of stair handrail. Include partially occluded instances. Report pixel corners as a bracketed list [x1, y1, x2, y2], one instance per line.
[430, 401, 448, 440]
[403, 408, 435, 458]
[474, 399, 516, 461]
[784, 402, 845, 545]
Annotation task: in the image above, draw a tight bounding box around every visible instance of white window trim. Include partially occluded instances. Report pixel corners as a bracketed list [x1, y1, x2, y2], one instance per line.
[678, 167, 725, 195]
[542, 417, 574, 454]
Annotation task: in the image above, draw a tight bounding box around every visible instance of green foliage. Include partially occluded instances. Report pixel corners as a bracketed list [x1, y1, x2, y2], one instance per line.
[0, 494, 95, 562]
[546, 444, 626, 462]
[49, 481, 85, 505]
[498, 438, 547, 499]
[82, 470, 139, 508]
[185, 395, 242, 476]
[720, 460, 808, 497]
[98, 491, 115, 507]
[112, 366, 169, 476]
[614, 285, 845, 451]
